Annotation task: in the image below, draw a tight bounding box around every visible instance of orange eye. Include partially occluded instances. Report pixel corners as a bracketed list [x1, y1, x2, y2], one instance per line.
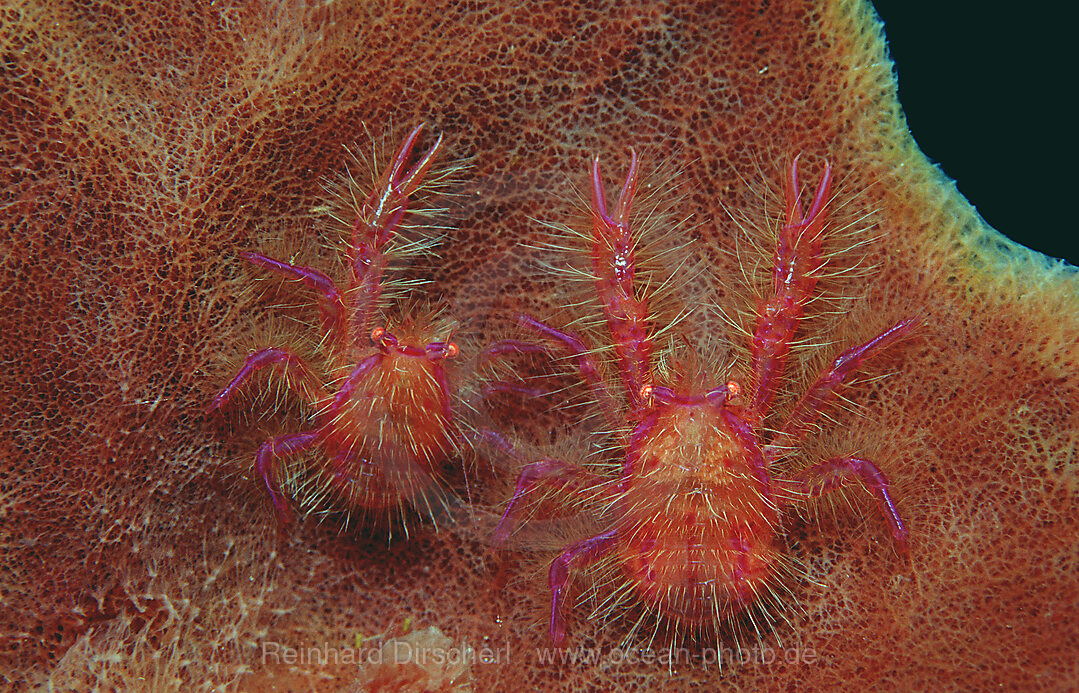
[639, 384, 654, 400]
[445, 342, 458, 358]
[726, 380, 741, 397]
[370, 326, 385, 343]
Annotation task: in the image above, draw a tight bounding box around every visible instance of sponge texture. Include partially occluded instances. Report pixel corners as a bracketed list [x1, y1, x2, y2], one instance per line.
[1, 0, 1075, 690]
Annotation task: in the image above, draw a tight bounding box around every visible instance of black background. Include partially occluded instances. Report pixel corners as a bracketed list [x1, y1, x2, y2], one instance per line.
[871, 2, 1075, 266]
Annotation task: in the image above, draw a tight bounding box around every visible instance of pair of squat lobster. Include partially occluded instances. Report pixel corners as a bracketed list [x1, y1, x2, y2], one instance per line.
[208, 125, 914, 646]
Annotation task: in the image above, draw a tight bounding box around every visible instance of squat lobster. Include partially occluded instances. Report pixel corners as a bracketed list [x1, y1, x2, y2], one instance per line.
[489, 150, 914, 645]
[207, 125, 461, 532]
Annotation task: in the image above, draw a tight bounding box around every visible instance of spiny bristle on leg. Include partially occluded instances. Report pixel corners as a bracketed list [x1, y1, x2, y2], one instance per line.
[523, 151, 707, 396]
[313, 126, 470, 306]
[715, 155, 886, 401]
[204, 316, 325, 423]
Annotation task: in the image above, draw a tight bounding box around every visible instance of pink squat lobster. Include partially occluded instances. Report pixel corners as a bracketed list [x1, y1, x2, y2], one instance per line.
[207, 125, 460, 530]
[490, 151, 914, 645]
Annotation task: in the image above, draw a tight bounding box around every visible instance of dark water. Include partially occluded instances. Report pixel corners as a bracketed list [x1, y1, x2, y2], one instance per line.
[873, 1, 1074, 266]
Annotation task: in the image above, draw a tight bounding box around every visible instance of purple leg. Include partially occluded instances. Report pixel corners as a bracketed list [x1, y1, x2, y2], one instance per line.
[480, 338, 595, 405]
[774, 316, 918, 441]
[254, 431, 320, 526]
[480, 338, 550, 361]
[548, 529, 619, 645]
[749, 158, 833, 412]
[347, 124, 443, 339]
[206, 347, 320, 413]
[493, 458, 609, 545]
[480, 381, 549, 399]
[587, 152, 652, 411]
[240, 251, 346, 336]
[514, 314, 620, 424]
[471, 428, 522, 463]
[782, 456, 909, 553]
[357, 123, 444, 249]
[326, 352, 384, 413]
